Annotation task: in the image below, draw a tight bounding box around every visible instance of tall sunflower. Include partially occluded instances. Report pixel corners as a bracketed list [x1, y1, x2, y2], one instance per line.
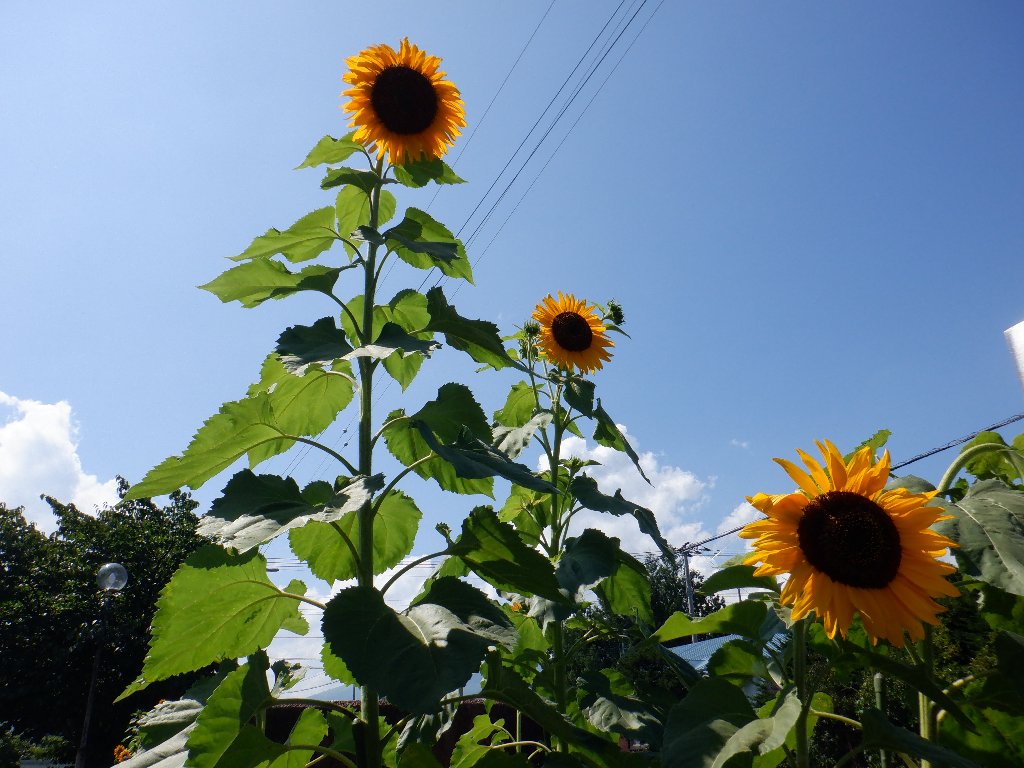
[741, 441, 958, 647]
[532, 292, 613, 374]
[342, 38, 466, 166]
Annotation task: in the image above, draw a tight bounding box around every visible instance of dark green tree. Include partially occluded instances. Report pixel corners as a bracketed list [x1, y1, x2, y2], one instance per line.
[0, 481, 204, 767]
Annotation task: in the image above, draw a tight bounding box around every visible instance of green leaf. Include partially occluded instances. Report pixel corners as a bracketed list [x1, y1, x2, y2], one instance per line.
[118, 724, 195, 768]
[706, 639, 770, 682]
[276, 709, 329, 768]
[450, 506, 565, 602]
[844, 429, 892, 462]
[276, 317, 355, 374]
[127, 395, 292, 499]
[652, 601, 769, 644]
[425, 287, 514, 370]
[232, 207, 338, 264]
[198, 471, 383, 552]
[661, 678, 756, 768]
[450, 714, 509, 768]
[938, 701, 1024, 768]
[384, 208, 473, 282]
[200, 259, 349, 308]
[185, 659, 270, 768]
[119, 547, 306, 699]
[399, 742, 446, 768]
[593, 400, 650, 483]
[416, 425, 558, 493]
[556, 528, 620, 602]
[492, 412, 552, 460]
[563, 377, 595, 417]
[321, 166, 380, 194]
[594, 548, 654, 625]
[289, 488, 421, 582]
[862, 710, 982, 768]
[345, 322, 441, 362]
[494, 382, 540, 428]
[569, 475, 672, 560]
[296, 134, 365, 168]
[383, 383, 494, 496]
[934, 479, 1024, 596]
[959, 432, 1024, 484]
[976, 582, 1024, 632]
[335, 185, 396, 256]
[393, 156, 466, 187]
[710, 689, 802, 768]
[578, 669, 662, 744]
[700, 565, 780, 596]
[752, 692, 831, 768]
[323, 579, 514, 714]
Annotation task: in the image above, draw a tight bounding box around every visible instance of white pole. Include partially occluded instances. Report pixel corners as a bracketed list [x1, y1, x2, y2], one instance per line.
[1006, 320, 1024, 393]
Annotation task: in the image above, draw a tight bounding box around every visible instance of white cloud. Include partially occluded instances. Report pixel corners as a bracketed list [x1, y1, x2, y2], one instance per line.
[730, 438, 750, 450]
[0, 391, 118, 531]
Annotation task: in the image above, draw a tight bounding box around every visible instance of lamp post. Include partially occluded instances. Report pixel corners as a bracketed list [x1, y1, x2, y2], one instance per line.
[75, 563, 128, 768]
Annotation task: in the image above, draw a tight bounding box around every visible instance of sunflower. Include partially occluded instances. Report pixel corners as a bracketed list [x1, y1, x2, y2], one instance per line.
[342, 38, 466, 166]
[532, 292, 613, 374]
[741, 441, 958, 647]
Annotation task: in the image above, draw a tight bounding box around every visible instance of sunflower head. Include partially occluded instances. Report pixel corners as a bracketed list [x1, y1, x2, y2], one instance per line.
[342, 38, 467, 166]
[532, 292, 614, 374]
[741, 440, 959, 647]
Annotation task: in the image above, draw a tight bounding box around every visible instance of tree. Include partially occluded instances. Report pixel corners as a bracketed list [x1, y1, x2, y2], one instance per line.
[0, 481, 204, 767]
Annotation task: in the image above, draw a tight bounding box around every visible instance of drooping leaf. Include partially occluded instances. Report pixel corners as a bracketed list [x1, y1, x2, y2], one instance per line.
[288, 488, 421, 582]
[323, 579, 514, 714]
[185, 659, 270, 768]
[296, 134, 365, 169]
[934, 479, 1024, 596]
[119, 547, 306, 699]
[117, 724, 195, 768]
[393, 156, 466, 187]
[862, 710, 982, 768]
[578, 669, 662, 744]
[661, 678, 756, 768]
[752, 691, 831, 768]
[492, 412, 552, 459]
[321, 166, 380, 194]
[198, 471, 383, 552]
[232, 207, 338, 264]
[200, 259, 349, 308]
[335, 185, 398, 256]
[344, 322, 441, 362]
[384, 208, 473, 282]
[593, 400, 650, 483]
[569, 475, 672, 559]
[563, 377, 595, 417]
[276, 317, 355, 374]
[425, 287, 514, 370]
[557, 528, 620, 599]
[652, 601, 769, 644]
[593, 548, 653, 625]
[449, 506, 565, 602]
[700, 565, 780, 596]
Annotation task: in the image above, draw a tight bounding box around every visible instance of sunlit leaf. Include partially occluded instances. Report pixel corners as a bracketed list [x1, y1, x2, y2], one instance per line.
[296, 134, 365, 169]
[231, 207, 338, 264]
[652, 601, 769, 644]
[321, 166, 379, 195]
[713, 689, 801, 767]
[185, 659, 270, 768]
[450, 714, 509, 768]
[594, 548, 653, 625]
[494, 382, 540, 428]
[200, 259, 350, 308]
[384, 208, 472, 282]
[393, 156, 466, 187]
[493, 412, 552, 459]
[416, 425, 557, 493]
[700, 565, 780, 596]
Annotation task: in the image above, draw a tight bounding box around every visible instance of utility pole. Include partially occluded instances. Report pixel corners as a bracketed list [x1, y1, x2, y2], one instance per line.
[675, 542, 710, 643]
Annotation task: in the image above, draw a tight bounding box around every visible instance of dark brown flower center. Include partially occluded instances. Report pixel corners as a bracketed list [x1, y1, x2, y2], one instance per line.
[551, 312, 593, 351]
[797, 491, 902, 588]
[371, 66, 438, 135]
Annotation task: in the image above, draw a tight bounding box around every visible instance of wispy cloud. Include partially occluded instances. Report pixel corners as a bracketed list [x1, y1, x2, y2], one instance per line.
[730, 438, 750, 450]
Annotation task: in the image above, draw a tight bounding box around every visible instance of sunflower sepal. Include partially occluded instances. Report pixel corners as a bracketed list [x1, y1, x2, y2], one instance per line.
[392, 156, 466, 188]
[295, 132, 366, 169]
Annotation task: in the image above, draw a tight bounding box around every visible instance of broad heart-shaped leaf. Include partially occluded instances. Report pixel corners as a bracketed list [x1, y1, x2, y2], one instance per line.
[383, 383, 493, 496]
[288, 488, 421, 582]
[706, 639, 770, 682]
[336, 186, 398, 257]
[425, 287, 514, 370]
[321, 166, 380, 194]
[493, 381, 540, 428]
[563, 376, 595, 417]
[449, 506, 565, 602]
[231, 207, 338, 264]
[119, 547, 307, 700]
[700, 565, 780, 596]
[557, 528, 620, 598]
[578, 669, 663, 744]
[862, 710, 982, 768]
[416, 425, 558, 493]
[296, 133, 365, 169]
[569, 475, 672, 559]
[393, 156, 466, 187]
[593, 400, 650, 484]
[709, 689, 802, 768]
[449, 714, 510, 768]
[323, 578, 514, 714]
[199, 259, 349, 308]
[652, 601, 769, 644]
[384, 208, 473, 282]
[934, 479, 1024, 596]
[276, 317, 354, 374]
[661, 678, 756, 768]
[198, 471, 383, 552]
[344, 322, 441, 362]
[594, 548, 653, 625]
[127, 394, 292, 500]
[185, 659, 270, 768]
[492, 412, 552, 459]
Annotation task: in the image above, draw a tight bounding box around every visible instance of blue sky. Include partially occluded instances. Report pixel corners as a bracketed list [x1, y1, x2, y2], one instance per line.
[2, 2, 1023, 566]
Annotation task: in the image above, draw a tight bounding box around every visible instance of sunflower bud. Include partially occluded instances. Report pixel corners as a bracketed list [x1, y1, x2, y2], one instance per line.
[605, 299, 625, 326]
[523, 320, 541, 338]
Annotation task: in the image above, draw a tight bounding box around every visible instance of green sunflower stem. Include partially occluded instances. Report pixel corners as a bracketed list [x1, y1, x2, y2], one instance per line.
[936, 442, 1006, 494]
[917, 626, 936, 768]
[793, 618, 810, 768]
[548, 392, 569, 753]
[356, 155, 385, 768]
[874, 672, 890, 768]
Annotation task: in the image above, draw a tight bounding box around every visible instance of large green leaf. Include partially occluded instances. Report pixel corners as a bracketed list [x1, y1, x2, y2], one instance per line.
[231, 207, 338, 264]
[288, 488, 421, 582]
[345, 322, 441, 362]
[569, 475, 672, 559]
[557, 528, 620, 598]
[321, 166, 380, 195]
[185, 659, 269, 768]
[592, 400, 650, 484]
[862, 710, 982, 768]
[384, 208, 473, 282]
[959, 431, 1024, 485]
[119, 547, 307, 699]
[393, 156, 466, 187]
[706, 640, 769, 682]
[494, 382, 540, 428]
[935, 479, 1024, 596]
[425, 287, 513, 370]
[938, 701, 1024, 768]
[594, 548, 654, 625]
[275, 317, 354, 373]
[127, 395, 292, 499]
[563, 377, 595, 417]
[710, 689, 801, 768]
[661, 678, 756, 768]
[200, 259, 349, 308]
[700, 565, 780, 596]
[492, 412, 552, 459]
[383, 383, 493, 496]
[118, 725, 195, 768]
[450, 714, 509, 768]
[976, 581, 1024, 632]
[198, 472, 383, 552]
[449, 506, 565, 602]
[652, 601, 769, 644]
[323, 579, 514, 714]
[752, 692, 832, 768]
[296, 134, 365, 168]
[578, 669, 662, 744]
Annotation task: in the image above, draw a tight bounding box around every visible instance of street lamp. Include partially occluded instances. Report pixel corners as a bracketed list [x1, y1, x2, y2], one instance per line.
[75, 563, 128, 768]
